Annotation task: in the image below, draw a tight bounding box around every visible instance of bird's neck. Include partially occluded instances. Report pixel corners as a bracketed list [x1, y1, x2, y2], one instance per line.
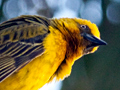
[50, 19, 82, 60]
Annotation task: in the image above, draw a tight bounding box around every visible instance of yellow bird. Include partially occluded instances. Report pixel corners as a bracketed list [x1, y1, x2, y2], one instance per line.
[0, 15, 107, 90]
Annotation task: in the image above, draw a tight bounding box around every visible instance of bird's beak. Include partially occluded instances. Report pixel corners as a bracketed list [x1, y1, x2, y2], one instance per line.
[81, 33, 107, 47]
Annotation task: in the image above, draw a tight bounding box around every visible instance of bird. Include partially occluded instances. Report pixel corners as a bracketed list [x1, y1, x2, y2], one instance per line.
[0, 15, 107, 90]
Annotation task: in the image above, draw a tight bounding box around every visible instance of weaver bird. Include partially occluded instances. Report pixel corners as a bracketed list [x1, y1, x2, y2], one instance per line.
[0, 15, 107, 90]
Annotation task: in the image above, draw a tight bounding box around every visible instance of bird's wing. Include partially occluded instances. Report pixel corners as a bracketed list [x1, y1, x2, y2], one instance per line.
[0, 15, 50, 82]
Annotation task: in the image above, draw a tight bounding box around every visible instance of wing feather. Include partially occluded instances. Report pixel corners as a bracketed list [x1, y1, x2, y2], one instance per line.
[0, 15, 50, 82]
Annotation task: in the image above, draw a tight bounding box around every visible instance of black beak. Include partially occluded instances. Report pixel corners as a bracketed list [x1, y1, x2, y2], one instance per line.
[81, 33, 107, 47]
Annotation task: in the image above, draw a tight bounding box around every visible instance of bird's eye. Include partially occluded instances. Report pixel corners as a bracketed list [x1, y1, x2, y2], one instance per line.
[80, 25, 86, 29]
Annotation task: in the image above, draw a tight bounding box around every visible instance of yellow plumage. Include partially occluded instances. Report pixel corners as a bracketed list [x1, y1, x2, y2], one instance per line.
[0, 15, 106, 90]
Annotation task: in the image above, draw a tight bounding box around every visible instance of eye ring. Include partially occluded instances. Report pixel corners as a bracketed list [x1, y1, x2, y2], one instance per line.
[80, 25, 86, 29]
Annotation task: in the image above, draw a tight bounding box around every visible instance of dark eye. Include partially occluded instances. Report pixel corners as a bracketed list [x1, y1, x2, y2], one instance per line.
[80, 25, 86, 29]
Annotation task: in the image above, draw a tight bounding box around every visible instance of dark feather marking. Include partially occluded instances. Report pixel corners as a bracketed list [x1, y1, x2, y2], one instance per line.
[28, 46, 44, 59]
[0, 45, 8, 54]
[19, 30, 24, 39]
[0, 64, 15, 75]
[2, 34, 10, 43]
[0, 68, 16, 82]
[14, 47, 44, 69]
[11, 45, 30, 57]
[0, 60, 14, 68]
[0, 43, 20, 54]
[0, 56, 16, 82]
[36, 17, 50, 27]
[11, 45, 40, 58]
[0, 23, 18, 31]
[12, 31, 17, 40]
[8, 44, 24, 56]
[3, 43, 19, 55]
[0, 18, 29, 31]
[19, 33, 47, 45]
[20, 46, 39, 56]
[0, 45, 6, 51]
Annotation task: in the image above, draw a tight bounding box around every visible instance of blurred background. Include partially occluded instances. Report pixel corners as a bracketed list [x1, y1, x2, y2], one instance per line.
[0, 0, 120, 90]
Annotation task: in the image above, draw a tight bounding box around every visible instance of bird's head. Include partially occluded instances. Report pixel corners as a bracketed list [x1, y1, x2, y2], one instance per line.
[51, 18, 107, 60]
[74, 18, 107, 55]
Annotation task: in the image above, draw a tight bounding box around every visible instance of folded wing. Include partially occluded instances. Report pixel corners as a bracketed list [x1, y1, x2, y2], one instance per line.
[0, 15, 50, 82]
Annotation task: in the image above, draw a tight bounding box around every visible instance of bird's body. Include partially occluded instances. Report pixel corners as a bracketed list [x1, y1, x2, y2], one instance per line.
[0, 15, 106, 90]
